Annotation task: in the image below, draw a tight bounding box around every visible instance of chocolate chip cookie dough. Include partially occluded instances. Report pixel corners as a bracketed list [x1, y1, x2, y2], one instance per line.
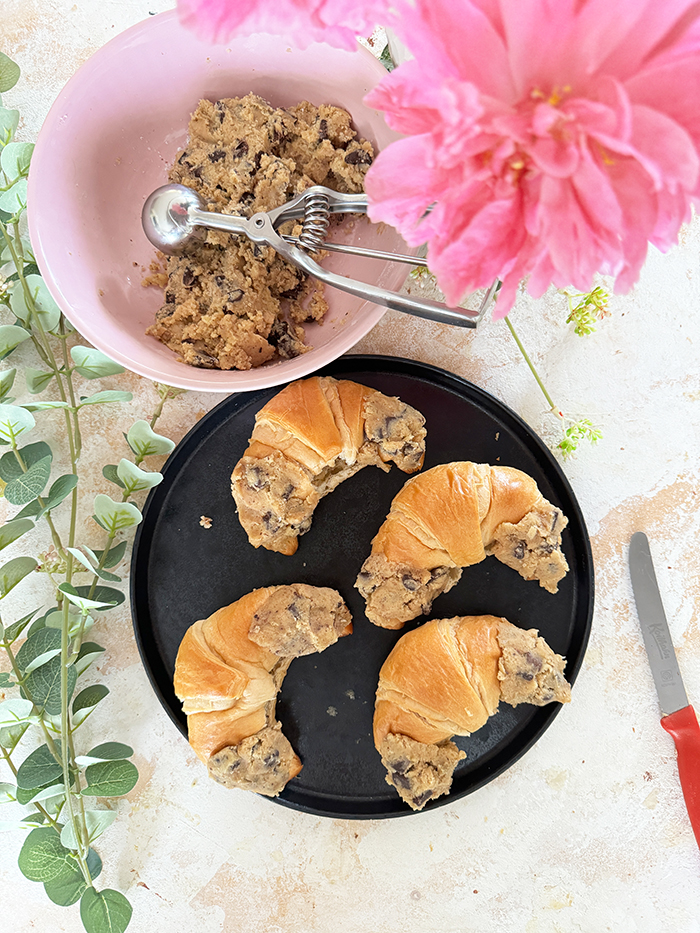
[145, 94, 374, 370]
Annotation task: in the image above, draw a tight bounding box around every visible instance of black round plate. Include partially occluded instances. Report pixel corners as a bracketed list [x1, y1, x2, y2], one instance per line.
[131, 355, 594, 818]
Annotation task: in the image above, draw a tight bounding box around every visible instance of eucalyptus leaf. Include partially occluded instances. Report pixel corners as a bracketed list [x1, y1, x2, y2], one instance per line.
[92, 541, 127, 569]
[0, 107, 19, 145]
[117, 459, 162, 494]
[17, 274, 62, 333]
[126, 420, 175, 458]
[24, 655, 77, 715]
[4, 456, 51, 505]
[0, 403, 34, 443]
[74, 642, 105, 677]
[2, 607, 41, 643]
[16, 743, 62, 790]
[0, 555, 37, 596]
[87, 742, 134, 761]
[70, 346, 125, 379]
[0, 697, 34, 727]
[0, 54, 20, 94]
[0, 176, 26, 214]
[23, 647, 62, 674]
[0, 441, 52, 482]
[0, 781, 16, 803]
[79, 390, 132, 407]
[37, 473, 78, 515]
[93, 494, 141, 535]
[22, 781, 66, 804]
[25, 368, 55, 394]
[0, 517, 33, 552]
[15, 626, 61, 672]
[21, 400, 70, 411]
[13, 499, 41, 520]
[1, 141, 33, 178]
[82, 759, 139, 797]
[74, 585, 125, 610]
[0, 719, 30, 749]
[0, 325, 30, 362]
[61, 808, 116, 848]
[15, 625, 60, 664]
[66, 547, 96, 574]
[0, 367, 16, 401]
[59, 581, 118, 612]
[80, 887, 133, 933]
[18, 827, 77, 883]
[0, 671, 15, 687]
[72, 684, 109, 714]
[44, 863, 86, 906]
[101, 464, 124, 489]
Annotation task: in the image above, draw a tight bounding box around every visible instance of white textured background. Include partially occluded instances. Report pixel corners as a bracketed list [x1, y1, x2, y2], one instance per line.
[2, 2, 700, 931]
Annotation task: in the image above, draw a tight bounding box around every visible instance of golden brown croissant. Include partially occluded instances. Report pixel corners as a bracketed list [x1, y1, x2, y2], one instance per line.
[356, 461, 569, 629]
[231, 375, 426, 555]
[374, 615, 571, 810]
[174, 584, 352, 796]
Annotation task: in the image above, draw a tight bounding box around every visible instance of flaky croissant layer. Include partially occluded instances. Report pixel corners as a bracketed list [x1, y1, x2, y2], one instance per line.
[174, 584, 352, 797]
[356, 461, 570, 629]
[374, 615, 571, 810]
[231, 376, 426, 555]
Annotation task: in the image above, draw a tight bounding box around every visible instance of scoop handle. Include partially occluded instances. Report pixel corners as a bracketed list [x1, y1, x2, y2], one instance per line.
[661, 704, 700, 849]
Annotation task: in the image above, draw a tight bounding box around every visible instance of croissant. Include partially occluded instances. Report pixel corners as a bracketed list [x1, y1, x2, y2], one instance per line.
[173, 584, 352, 796]
[374, 615, 571, 810]
[356, 461, 569, 629]
[231, 375, 426, 555]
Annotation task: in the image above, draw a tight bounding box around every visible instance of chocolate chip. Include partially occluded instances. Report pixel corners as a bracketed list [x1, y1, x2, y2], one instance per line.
[402, 575, 419, 592]
[191, 166, 203, 179]
[513, 542, 526, 560]
[317, 118, 329, 141]
[288, 602, 301, 621]
[227, 760, 241, 772]
[279, 281, 304, 300]
[231, 139, 249, 159]
[551, 509, 561, 532]
[412, 791, 433, 808]
[390, 758, 411, 774]
[281, 484, 294, 501]
[391, 771, 411, 790]
[262, 511, 281, 531]
[263, 750, 280, 768]
[165, 292, 175, 304]
[182, 267, 197, 287]
[253, 151, 263, 172]
[208, 149, 226, 162]
[518, 672, 535, 681]
[525, 651, 543, 672]
[215, 101, 227, 123]
[215, 275, 225, 287]
[228, 289, 244, 303]
[246, 466, 268, 490]
[239, 191, 255, 206]
[344, 148, 373, 166]
[177, 151, 189, 165]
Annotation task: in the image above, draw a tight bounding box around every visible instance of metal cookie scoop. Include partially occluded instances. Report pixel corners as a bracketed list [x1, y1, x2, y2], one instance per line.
[142, 183, 498, 328]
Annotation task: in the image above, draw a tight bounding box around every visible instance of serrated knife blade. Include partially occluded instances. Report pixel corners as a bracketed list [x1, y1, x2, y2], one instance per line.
[629, 531, 700, 849]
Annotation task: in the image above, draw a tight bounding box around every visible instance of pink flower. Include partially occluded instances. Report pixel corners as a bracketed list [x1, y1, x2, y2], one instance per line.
[177, 0, 390, 51]
[365, 0, 700, 315]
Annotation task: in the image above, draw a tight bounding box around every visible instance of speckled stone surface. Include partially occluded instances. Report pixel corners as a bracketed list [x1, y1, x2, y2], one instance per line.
[2, 3, 700, 931]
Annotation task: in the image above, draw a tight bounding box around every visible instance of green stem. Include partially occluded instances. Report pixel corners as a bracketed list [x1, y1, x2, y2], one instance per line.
[504, 315, 562, 416]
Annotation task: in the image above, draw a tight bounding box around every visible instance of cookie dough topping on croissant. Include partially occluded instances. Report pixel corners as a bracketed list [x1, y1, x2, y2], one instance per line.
[356, 461, 569, 629]
[374, 615, 571, 810]
[231, 376, 426, 555]
[174, 584, 352, 797]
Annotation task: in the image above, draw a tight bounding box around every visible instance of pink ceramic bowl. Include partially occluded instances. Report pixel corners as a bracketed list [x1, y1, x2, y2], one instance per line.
[29, 11, 407, 392]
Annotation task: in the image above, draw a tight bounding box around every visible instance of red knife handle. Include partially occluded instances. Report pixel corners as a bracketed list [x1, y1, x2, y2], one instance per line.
[661, 705, 700, 849]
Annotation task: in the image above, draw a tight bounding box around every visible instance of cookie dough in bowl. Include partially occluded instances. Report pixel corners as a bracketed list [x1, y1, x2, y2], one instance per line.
[28, 10, 411, 392]
[146, 94, 375, 371]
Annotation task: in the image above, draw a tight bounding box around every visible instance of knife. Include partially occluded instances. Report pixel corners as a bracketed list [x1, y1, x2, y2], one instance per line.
[629, 531, 700, 848]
